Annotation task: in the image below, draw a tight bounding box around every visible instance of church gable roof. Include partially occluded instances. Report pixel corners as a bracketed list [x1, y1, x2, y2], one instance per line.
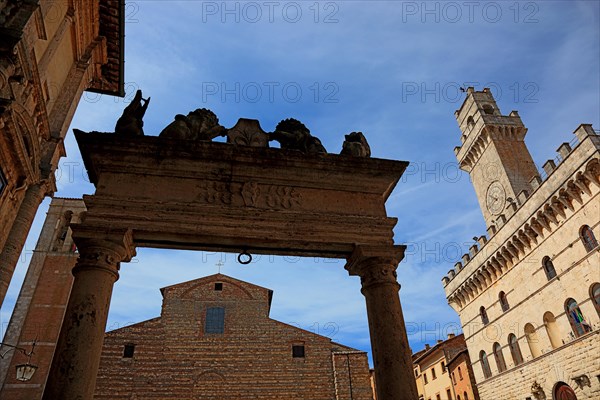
[160, 273, 273, 305]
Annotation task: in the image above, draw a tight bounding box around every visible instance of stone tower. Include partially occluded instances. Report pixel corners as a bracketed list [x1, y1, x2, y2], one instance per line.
[0, 197, 84, 400]
[454, 87, 539, 228]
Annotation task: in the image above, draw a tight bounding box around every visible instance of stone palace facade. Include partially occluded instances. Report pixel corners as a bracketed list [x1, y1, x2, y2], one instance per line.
[442, 88, 600, 400]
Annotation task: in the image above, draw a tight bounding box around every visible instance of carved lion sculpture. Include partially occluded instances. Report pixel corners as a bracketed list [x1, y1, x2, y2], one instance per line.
[270, 118, 327, 154]
[159, 108, 226, 141]
[341, 131, 371, 157]
[115, 90, 150, 136]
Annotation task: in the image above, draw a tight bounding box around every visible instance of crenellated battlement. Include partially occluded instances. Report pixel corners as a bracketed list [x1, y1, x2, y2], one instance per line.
[442, 124, 600, 311]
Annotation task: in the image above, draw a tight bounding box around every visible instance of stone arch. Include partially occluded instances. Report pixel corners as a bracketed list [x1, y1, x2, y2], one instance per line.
[579, 225, 598, 252]
[481, 104, 495, 115]
[590, 282, 600, 317]
[564, 298, 592, 337]
[524, 323, 541, 358]
[193, 370, 226, 399]
[12, 105, 41, 180]
[43, 129, 418, 399]
[466, 116, 475, 128]
[543, 311, 562, 349]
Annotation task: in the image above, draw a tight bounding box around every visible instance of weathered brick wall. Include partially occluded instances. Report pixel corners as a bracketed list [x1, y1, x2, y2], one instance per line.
[332, 351, 374, 400]
[0, 198, 84, 399]
[94, 274, 373, 399]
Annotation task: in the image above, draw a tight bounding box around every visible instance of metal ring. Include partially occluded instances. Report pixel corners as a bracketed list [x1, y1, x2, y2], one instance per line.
[237, 250, 252, 265]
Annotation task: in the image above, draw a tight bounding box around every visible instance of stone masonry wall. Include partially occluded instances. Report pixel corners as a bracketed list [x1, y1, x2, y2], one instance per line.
[478, 332, 599, 399]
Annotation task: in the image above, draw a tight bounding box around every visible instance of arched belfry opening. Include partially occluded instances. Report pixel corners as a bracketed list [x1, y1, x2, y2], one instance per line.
[42, 95, 417, 400]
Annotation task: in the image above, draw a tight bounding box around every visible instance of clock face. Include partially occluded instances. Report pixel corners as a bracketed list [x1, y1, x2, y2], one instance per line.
[486, 181, 506, 215]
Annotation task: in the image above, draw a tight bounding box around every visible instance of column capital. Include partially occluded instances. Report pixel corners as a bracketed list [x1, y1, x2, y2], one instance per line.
[39, 176, 57, 197]
[345, 245, 406, 290]
[71, 227, 136, 277]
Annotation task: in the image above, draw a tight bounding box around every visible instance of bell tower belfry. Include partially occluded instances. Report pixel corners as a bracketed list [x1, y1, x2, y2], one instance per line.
[454, 87, 540, 228]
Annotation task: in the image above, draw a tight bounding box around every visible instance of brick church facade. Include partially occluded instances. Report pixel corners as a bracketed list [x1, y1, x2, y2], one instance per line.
[94, 273, 374, 399]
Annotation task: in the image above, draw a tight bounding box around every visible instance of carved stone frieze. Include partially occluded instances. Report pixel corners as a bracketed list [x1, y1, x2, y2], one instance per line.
[265, 185, 301, 209]
[240, 182, 260, 206]
[195, 181, 233, 205]
[194, 180, 302, 210]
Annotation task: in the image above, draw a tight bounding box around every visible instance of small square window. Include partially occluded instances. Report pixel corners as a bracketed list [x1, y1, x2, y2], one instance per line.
[292, 345, 305, 358]
[214, 282, 223, 291]
[123, 344, 135, 358]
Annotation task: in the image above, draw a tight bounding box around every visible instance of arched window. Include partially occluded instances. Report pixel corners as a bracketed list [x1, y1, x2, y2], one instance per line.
[480, 306, 489, 325]
[508, 334, 523, 366]
[499, 291, 509, 312]
[493, 342, 507, 372]
[463, 392, 469, 400]
[467, 116, 475, 128]
[543, 311, 562, 349]
[591, 283, 600, 316]
[580, 225, 599, 252]
[458, 366, 463, 380]
[542, 256, 557, 280]
[565, 298, 592, 337]
[482, 104, 494, 115]
[457, 396, 461, 400]
[524, 323, 541, 358]
[479, 350, 492, 378]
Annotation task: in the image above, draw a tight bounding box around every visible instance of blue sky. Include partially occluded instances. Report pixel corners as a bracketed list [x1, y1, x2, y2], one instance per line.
[2, 1, 599, 366]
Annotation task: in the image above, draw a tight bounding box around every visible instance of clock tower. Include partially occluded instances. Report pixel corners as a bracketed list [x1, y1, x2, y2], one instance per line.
[454, 87, 540, 228]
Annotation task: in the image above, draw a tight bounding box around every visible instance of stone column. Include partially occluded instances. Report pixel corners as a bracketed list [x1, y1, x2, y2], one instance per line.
[0, 180, 51, 307]
[345, 245, 418, 400]
[42, 228, 135, 400]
